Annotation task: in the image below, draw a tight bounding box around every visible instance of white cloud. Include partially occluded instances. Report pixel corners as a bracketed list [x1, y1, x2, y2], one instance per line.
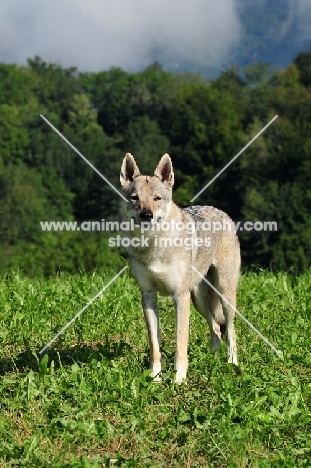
[0, 0, 241, 71]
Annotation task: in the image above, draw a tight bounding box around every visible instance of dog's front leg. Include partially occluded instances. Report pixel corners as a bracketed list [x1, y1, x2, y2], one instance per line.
[142, 291, 162, 382]
[173, 291, 191, 384]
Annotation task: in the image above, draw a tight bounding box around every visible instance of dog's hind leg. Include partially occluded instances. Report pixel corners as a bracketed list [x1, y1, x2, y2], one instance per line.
[191, 272, 224, 354]
[142, 292, 162, 382]
[219, 287, 238, 365]
[216, 264, 239, 366]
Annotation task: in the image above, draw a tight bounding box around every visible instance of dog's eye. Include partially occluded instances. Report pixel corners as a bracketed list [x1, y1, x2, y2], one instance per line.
[154, 196, 162, 201]
[131, 195, 139, 201]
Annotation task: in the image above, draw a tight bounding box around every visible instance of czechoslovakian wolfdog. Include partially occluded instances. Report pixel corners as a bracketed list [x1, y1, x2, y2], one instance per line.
[120, 153, 240, 384]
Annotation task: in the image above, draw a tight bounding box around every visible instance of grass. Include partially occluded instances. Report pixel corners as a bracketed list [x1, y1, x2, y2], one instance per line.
[0, 267, 310, 467]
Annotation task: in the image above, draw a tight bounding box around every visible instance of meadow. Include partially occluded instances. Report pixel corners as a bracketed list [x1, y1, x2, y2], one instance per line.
[0, 267, 310, 467]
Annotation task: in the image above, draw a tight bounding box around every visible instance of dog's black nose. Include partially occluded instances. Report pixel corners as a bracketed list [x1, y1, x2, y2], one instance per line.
[140, 209, 153, 221]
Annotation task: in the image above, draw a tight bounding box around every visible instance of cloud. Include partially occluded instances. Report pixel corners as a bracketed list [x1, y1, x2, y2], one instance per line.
[0, 0, 241, 72]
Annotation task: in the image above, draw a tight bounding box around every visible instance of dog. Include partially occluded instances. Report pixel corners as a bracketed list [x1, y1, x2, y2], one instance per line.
[120, 153, 240, 384]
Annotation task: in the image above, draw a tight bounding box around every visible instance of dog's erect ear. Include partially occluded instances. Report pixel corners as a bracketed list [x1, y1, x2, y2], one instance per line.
[154, 154, 174, 188]
[120, 153, 141, 188]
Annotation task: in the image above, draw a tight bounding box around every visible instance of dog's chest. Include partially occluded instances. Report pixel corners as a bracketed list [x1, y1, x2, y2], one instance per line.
[148, 258, 187, 294]
[132, 254, 188, 295]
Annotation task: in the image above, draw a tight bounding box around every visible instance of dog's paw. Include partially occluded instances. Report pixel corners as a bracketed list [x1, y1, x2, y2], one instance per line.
[227, 355, 238, 365]
[174, 372, 187, 385]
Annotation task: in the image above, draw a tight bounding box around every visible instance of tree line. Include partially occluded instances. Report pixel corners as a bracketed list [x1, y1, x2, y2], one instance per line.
[0, 51, 310, 276]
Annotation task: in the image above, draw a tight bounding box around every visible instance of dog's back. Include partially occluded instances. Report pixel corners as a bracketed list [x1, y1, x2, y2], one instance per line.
[182, 205, 240, 292]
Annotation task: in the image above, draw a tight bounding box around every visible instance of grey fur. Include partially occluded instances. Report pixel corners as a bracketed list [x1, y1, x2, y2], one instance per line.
[120, 153, 240, 384]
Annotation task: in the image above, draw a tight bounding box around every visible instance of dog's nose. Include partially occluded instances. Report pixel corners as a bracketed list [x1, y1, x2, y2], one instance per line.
[140, 209, 153, 221]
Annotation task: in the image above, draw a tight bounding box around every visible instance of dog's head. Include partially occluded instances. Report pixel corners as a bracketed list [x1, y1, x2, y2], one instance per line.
[120, 153, 174, 226]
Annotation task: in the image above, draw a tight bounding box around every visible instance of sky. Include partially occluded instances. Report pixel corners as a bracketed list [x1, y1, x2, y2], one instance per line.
[0, 0, 310, 73]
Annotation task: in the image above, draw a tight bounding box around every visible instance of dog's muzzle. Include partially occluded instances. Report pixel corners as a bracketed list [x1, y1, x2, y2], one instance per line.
[139, 209, 153, 221]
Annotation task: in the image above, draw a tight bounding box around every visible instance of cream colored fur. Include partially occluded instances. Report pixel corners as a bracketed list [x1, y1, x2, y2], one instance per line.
[120, 153, 240, 384]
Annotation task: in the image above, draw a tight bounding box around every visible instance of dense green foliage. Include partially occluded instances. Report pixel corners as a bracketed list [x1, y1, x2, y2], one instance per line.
[0, 269, 310, 466]
[0, 53, 311, 275]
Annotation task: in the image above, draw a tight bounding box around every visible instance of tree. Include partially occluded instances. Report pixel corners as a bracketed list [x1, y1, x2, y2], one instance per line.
[294, 48, 311, 87]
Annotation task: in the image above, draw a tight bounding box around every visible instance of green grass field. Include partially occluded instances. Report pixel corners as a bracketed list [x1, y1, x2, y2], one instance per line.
[0, 268, 310, 467]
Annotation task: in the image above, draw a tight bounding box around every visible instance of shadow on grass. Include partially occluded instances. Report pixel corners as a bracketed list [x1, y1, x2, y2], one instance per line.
[0, 338, 131, 375]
